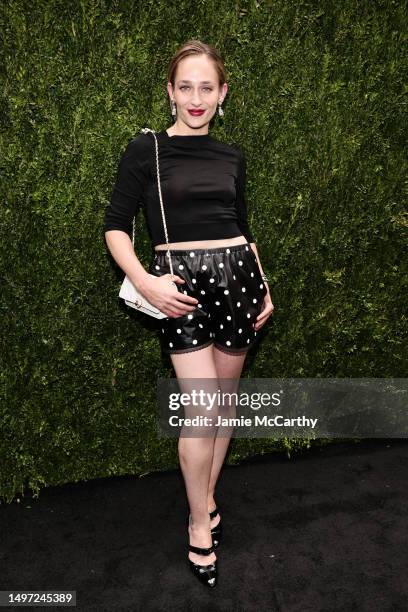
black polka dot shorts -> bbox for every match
[148,242,268,356]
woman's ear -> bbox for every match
[220,81,228,102]
[167,81,174,100]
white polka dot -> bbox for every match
[188,314,193,320]
[247,313,251,318]
[209,278,215,283]
[200,290,206,295]
[178,264,184,270]
[199,323,203,328]
[219,262,224,268]
[201,264,207,270]
[245,246,249,251]
[254,331,257,336]
[233,275,236,280]
[224,289,229,295]
[220,324,224,329]
[226,340,231,346]
[177,328,182,334]
[237,301,241,307]
[226,248,230,253]
[238,328,242,334]
[169,342,173,347]
[197,303,202,308]
[193,339,198,345]
[260,283,264,289]
[155,265,160,270]
[190,251,195,257]
[192,278,196,284]
[247,338,250,343]
[250,272,254,277]
[242,287,246,292]
[238,260,243,266]
[226,315,231,321]
[253,298,257,303]
[161,328,164,333]
[215,301,220,305]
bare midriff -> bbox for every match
[154,235,249,251]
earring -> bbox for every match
[218,101,224,117]
[171,99,177,120]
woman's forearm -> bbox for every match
[105,230,150,291]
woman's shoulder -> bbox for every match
[122,132,153,155]
[219,139,246,166]
[227,137,246,153]
[116,132,154,170]
[210,135,244,158]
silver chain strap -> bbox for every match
[130,127,174,278]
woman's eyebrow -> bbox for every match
[177,80,213,85]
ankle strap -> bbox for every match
[189,544,215,555]
[209,507,219,520]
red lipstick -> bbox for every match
[188,109,205,116]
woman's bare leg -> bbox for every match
[170,344,220,566]
[208,348,247,527]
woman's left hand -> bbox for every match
[254,286,274,331]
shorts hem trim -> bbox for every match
[163,339,214,355]
[213,342,255,355]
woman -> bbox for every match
[104,39,274,588]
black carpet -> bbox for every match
[1,439,407,611]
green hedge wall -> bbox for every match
[1,0,406,503]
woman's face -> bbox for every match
[167,54,227,132]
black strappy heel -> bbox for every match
[186,509,223,548]
[188,542,218,588]
[209,507,222,548]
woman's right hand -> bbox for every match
[140,273,199,318]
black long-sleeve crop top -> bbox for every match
[103,129,255,248]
